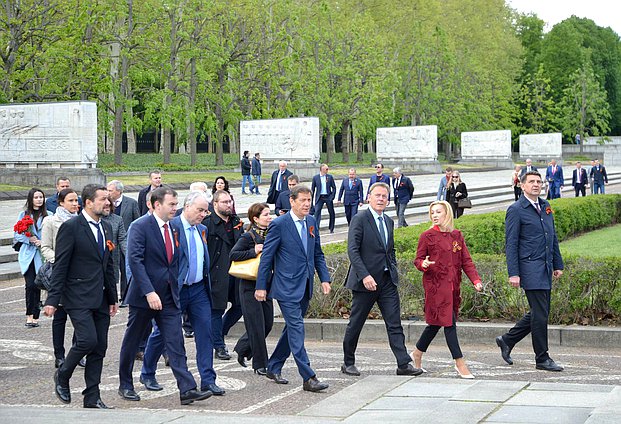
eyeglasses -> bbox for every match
[218,200,233,204]
[452,176,459,179]
[375,166,382,169]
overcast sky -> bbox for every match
[507,0,620,36]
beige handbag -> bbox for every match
[229,252,262,280]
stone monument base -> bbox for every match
[458,158,514,169]
[0,168,106,191]
[377,160,442,174]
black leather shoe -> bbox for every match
[396,363,424,376]
[254,367,267,376]
[180,389,212,405]
[214,347,231,360]
[54,370,71,404]
[164,354,170,367]
[140,376,163,391]
[202,383,225,396]
[119,302,128,308]
[266,371,288,384]
[54,358,64,369]
[341,364,361,376]
[496,336,514,365]
[118,388,141,401]
[303,376,329,392]
[78,357,86,368]
[184,330,194,338]
[237,352,247,368]
[536,358,564,372]
[84,398,114,409]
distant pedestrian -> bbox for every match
[275,174,299,216]
[511,165,522,201]
[251,153,262,194]
[46,177,82,214]
[571,162,588,197]
[544,159,563,199]
[436,167,453,201]
[211,176,237,215]
[137,170,162,216]
[311,164,337,233]
[590,159,608,194]
[519,158,537,179]
[447,171,468,219]
[241,150,254,195]
[337,168,364,225]
[267,161,292,204]
[367,163,391,202]
[392,167,414,228]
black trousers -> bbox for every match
[234,280,274,370]
[502,289,551,363]
[343,272,411,367]
[314,195,335,232]
[59,298,110,403]
[415,312,463,359]
[513,186,522,201]
[119,253,128,301]
[23,261,41,318]
[52,305,77,360]
[574,183,586,197]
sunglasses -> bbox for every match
[452,176,459,179]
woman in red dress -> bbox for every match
[412,201,482,378]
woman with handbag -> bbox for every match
[40,188,81,368]
[15,188,48,328]
[447,171,468,219]
[511,165,522,201]
[229,202,273,375]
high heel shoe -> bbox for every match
[409,350,427,373]
[254,368,267,376]
[454,365,474,379]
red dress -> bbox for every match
[414,226,481,327]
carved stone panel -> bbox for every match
[519,133,562,158]
[376,125,438,161]
[461,130,511,159]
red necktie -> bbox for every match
[163,223,173,264]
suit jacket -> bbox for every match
[505,195,564,290]
[102,213,127,284]
[338,178,364,205]
[519,166,538,179]
[125,214,181,309]
[116,196,140,231]
[267,169,293,204]
[275,189,291,215]
[393,175,414,204]
[346,209,398,291]
[367,174,391,200]
[311,173,337,203]
[251,157,262,175]
[590,165,608,184]
[137,185,161,216]
[572,168,588,186]
[170,216,211,296]
[45,213,117,309]
[545,165,564,186]
[256,213,330,302]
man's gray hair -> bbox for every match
[393,166,402,174]
[189,181,208,192]
[184,191,212,207]
[107,179,124,192]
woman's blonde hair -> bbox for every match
[451,170,462,184]
[428,201,454,231]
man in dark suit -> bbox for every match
[311,164,337,233]
[571,161,588,197]
[342,182,423,377]
[140,191,225,395]
[267,161,293,204]
[119,186,212,405]
[137,170,162,216]
[590,159,608,194]
[544,159,564,199]
[496,171,564,372]
[367,163,391,202]
[392,167,414,228]
[519,158,538,179]
[275,174,299,216]
[46,176,83,214]
[44,184,118,409]
[107,180,140,305]
[256,185,331,392]
[337,168,364,225]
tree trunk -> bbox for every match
[188,57,197,166]
[341,119,351,163]
[326,129,335,164]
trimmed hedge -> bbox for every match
[312,194,621,325]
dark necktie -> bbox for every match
[378,216,387,248]
[89,221,105,256]
[535,202,541,214]
[163,223,173,264]
[299,219,308,254]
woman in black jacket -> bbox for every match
[230,202,273,375]
[447,171,468,219]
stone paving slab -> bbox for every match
[504,390,609,408]
[527,382,616,393]
[453,380,528,402]
[485,405,593,423]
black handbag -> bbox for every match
[34,261,54,291]
[12,236,23,252]
[457,198,472,208]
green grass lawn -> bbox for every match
[560,224,621,257]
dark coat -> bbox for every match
[115,196,140,231]
[590,165,608,184]
[267,169,293,204]
[367,174,391,200]
[137,185,161,216]
[447,182,468,205]
[275,190,291,216]
[251,157,262,175]
[392,175,414,204]
[241,156,252,175]
[203,212,244,309]
[572,168,588,187]
[102,213,127,284]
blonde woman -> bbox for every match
[512,165,522,201]
[447,171,468,218]
[412,201,482,378]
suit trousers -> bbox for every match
[141,282,216,388]
[395,202,408,227]
[268,295,314,381]
[119,298,196,393]
[59,298,110,403]
[574,183,586,197]
[119,253,128,301]
[52,305,77,360]
[502,289,551,363]
[548,182,561,199]
[314,195,335,232]
[344,203,359,225]
[234,280,274,370]
[415,312,463,359]
[343,272,411,367]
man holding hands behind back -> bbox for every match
[496,171,564,372]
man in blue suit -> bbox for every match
[140,191,225,395]
[367,163,391,202]
[256,185,332,392]
[311,164,337,233]
[590,159,608,194]
[392,167,414,228]
[544,159,564,199]
[275,174,299,216]
[118,187,213,405]
[337,168,364,225]
[496,171,564,372]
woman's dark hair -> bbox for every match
[58,188,77,205]
[24,187,48,224]
[211,176,230,194]
[248,202,270,226]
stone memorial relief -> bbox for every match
[240,117,321,162]
[0,101,98,167]
[461,130,511,159]
[519,133,562,157]
[376,125,438,160]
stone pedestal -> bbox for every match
[460,130,513,168]
[0,168,105,191]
